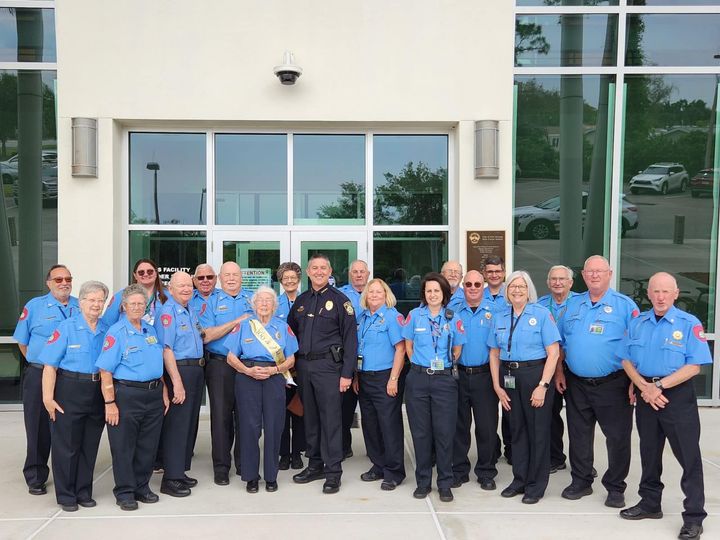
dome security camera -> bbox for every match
[273,51,302,85]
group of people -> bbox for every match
[13,253,709,540]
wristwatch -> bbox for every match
[654,379,664,390]
[538,381,550,389]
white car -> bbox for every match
[629,163,688,195]
[1,151,58,184]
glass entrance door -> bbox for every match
[291,231,368,289]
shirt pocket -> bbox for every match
[563,315,582,335]
[661,340,686,362]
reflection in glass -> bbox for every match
[694,341,713,400]
[129,133,206,225]
[626,15,720,67]
[215,134,287,225]
[628,0,720,5]
[293,135,365,225]
[0,8,56,62]
[518,1,618,5]
[222,241,280,293]
[299,241,357,289]
[0,344,22,403]
[374,135,448,225]
[129,231,206,285]
[373,231,448,315]
[515,15,618,67]
[620,75,718,333]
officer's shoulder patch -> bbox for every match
[631,309,640,318]
[103,335,116,351]
[48,329,60,344]
[287,326,295,337]
[18,306,29,321]
[456,320,465,334]
[693,324,707,342]
[344,301,354,316]
[405,313,412,325]
[231,323,240,334]
[161,314,172,327]
[397,314,406,326]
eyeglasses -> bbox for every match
[508,284,528,290]
[281,276,299,283]
[583,269,609,276]
[136,269,155,277]
[50,276,73,284]
[82,298,106,304]
[549,277,569,282]
[125,302,146,308]
[443,269,462,276]
[485,270,504,275]
[464,281,483,289]
[195,275,215,281]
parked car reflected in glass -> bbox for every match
[629,163,689,195]
[689,168,717,198]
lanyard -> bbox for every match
[507,307,524,354]
[360,313,377,340]
[428,314,442,356]
[57,304,71,320]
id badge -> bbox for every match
[504,375,516,389]
[431,357,444,371]
[589,324,604,335]
[357,355,364,370]
[145,335,158,345]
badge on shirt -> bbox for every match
[275,331,281,340]
[145,335,158,345]
[603,306,613,314]
[325,300,334,311]
[297,306,305,313]
[528,317,537,326]
[344,301,354,316]
[485,312,492,320]
[589,324,604,335]
[672,330,683,340]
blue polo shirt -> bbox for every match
[95,318,164,382]
[13,293,79,361]
[189,288,218,321]
[101,288,165,327]
[483,284,509,313]
[401,305,467,368]
[223,316,298,361]
[276,293,296,321]
[537,292,574,323]
[487,302,559,361]
[338,284,363,320]
[38,314,108,374]
[200,289,254,355]
[617,305,711,377]
[357,306,404,371]
[456,300,494,366]
[155,297,204,360]
[559,289,639,377]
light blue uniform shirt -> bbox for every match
[189,288,218,321]
[101,288,165,327]
[456,300,494,366]
[401,305,467,368]
[357,306,404,371]
[13,293,79,361]
[155,297,204,360]
[38,314,108,374]
[95,318,164,382]
[558,289,639,377]
[537,292,574,323]
[199,289,253,355]
[483,284,509,314]
[616,305,711,377]
[447,287,465,311]
[223,316,298,361]
[338,285,363,320]
[487,303,560,361]
[276,293,296,321]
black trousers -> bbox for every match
[565,370,633,494]
[501,408,511,461]
[50,375,104,505]
[503,362,553,498]
[405,368,458,489]
[452,367,499,482]
[280,385,306,458]
[342,387,358,455]
[635,380,706,526]
[22,364,51,488]
[358,369,406,483]
[551,389,566,467]
[161,364,205,480]
[235,370,286,483]
[107,384,164,502]
[206,355,241,474]
[296,355,343,480]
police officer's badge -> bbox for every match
[344,301,354,315]
[325,300,334,311]
[672,330,683,340]
[275,331,281,340]
[485,311,492,320]
[528,317,537,326]
[604,306,613,314]
[297,306,305,313]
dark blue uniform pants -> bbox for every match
[162,364,205,480]
[206,355,241,474]
[280,385,306,459]
[50,375,104,505]
[297,356,343,481]
[635,380,706,526]
[405,368,457,489]
[342,387,358,455]
[452,366,499,482]
[22,363,51,488]
[107,384,163,502]
[358,369,406,483]
[565,370,633,494]
[235,370,286,482]
[551,389,566,468]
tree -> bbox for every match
[0,73,18,159]
[375,162,447,225]
[317,181,365,219]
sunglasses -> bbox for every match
[136,269,155,277]
[51,276,73,284]
[195,275,215,281]
[464,281,483,288]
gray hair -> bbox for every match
[121,283,148,305]
[504,270,538,303]
[251,286,278,313]
[547,265,574,281]
[79,280,109,301]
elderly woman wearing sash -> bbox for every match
[225,286,298,493]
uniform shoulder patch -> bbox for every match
[397,314,406,326]
[405,313,412,325]
[631,309,640,318]
[47,329,60,344]
[456,320,465,334]
[103,335,116,351]
[19,306,29,321]
[161,314,172,327]
[287,326,295,337]
[343,301,354,316]
[231,323,240,334]
[693,324,707,342]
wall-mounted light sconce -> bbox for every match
[474,120,499,179]
[71,118,97,177]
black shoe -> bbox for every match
[134,491,159,504]
[116,499,139,511]
[60,503,79,512]
[522,495,540,504]
[550,463,567,474]
[266,481,278,492]
[438,488,454,502]
[291,455,304,470]
[77,498,96,508]
[28,484,47,496]
[279,455,291,470]
[451,476,469,488]
[413,486,431,499]
[678,524,703,540]
[246,480,259,493]
[605,491,625,508]
[619,504,663,521]
[322,479,340,494]
[479,478,496,491]
[501,485,524,498]
[160,479,191,497]
[381,480,398,491]
[561,484,593,500]
[293,467,326,484]
[180,474,197,488]
[343,448,354,460]
[361,470,383,482]
[214,472,230,486]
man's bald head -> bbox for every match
[168,271,193,305]
[647,272,679,317]
[219,261,242,296]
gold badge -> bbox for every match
[297,306,305,313]
[275,331,281,340]
[672,330,683,340]
[344,301,354,315]
[325,300,334,311]
[485,311,492,320]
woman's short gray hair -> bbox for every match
[79,280,109,302]
[251,286,278,313]
[121,283,148,305]
[504,270,538,303]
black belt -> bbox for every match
[502,359,545,370]
[58,368,100,382]
[572,369,626,386]
[643,376,665,384]
[176,358,206,367]
[458,364,490,374]
[27,362,44,370]
[208,353,226,361]
[241,360,276,368]
[298,352,332,361]
[410,363,453,376]
[114,378,162,390]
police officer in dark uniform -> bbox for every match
[618,272,710,540]
[288,254,358,494]
[96,284,169,511]
[155,271,205,497]
[13,264,79,496]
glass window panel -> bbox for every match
[629,1,720,5]
[695,341,713,400]
[620,75,718,332]
[129,133,206,225]
[626,15,720,67]
[514,75,616,294]
[518,1,618,5]
[373,135,448,225]
[293,134,365,225]
[373,231,448,316]
[1,70,57,335]
[515,15,618,67]
[0,8,56,62]
[215,134,287,225]
[129,231,206,285]
[0,344,22,403]
[222,240,281,293]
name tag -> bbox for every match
[431,357,444,371]
[217,305,229,312]
[504,375,516,389]
[179,324,189,331]
[68,344,81,349]
[145,336,158,345]
[589,324,604,335]
[414,327,427,332]
[668,340,683,347]
[243,338,254,343]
